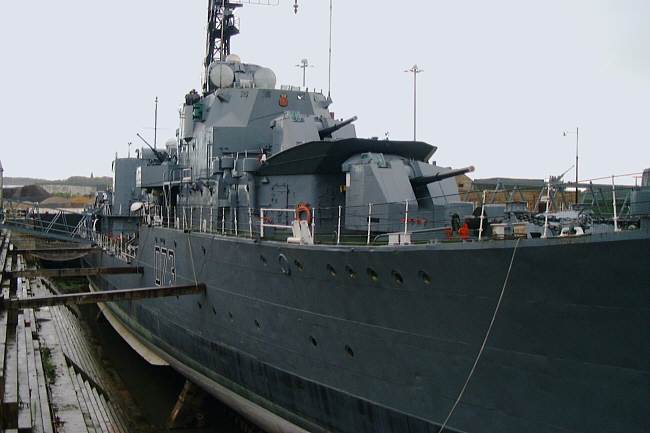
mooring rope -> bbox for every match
[186,234,199,288]
[437,238,521,433]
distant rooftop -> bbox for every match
[473,177,545,188]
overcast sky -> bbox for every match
[1,0,648,184]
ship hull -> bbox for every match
[88,226,650,433]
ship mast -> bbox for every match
[203,0,287,93]
[204,0,242,92]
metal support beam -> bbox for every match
[14,246,97,255]
[7,266,143,279]
[3,283,206,310]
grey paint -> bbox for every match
[88,226,650,433]
[112,158,143,216]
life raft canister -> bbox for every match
[295,202,312,225]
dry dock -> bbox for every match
[0,229,131,433]
[0,228,264,433]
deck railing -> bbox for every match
[2,172,647,248]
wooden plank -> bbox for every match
[0,309,7,384]
[19,272,28,300]
[25,308,34,331]
[51,307,104,389]
[5,283,206,310]
[6,253,19,298]
[32,340,55,433]
[99,394,127,433]
[67,367,98,433]
[3,320,19,427]
[34,308,90,433]
[65,312,106,388]
[0,246,8,286]
[48,308,78,370]
[63,355,105,399]
[91,386,116,433]
[5,254,13,273]
[7,267,143,279]
[82,378,109,433]
[24,310,44,433]
[0,232,11,268]
[5,254,15,295]
[17,314,33,432]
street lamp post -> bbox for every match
[0,160,4,215]
[405,65,423,141]
[154,96,159,149]
[563,127,580,205]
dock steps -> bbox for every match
[31,278,131,433]
[0,232,134,433]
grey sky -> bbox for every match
[1,0,648,184]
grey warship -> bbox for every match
[82,2,649,432]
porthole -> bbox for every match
[260,254,268,266]
[419,271,432,285]
[345,265,357,279]
[201,246,206,255]
[366,268,379,283]
[228,312,234,321]
[212,307,217,315]
[392,270,404,285]
[197,302,203,309]
[294,259,304,271]
[254,319,261,329]
[345,345,355,357]
[326,264,337,277]
[310,336,318,347]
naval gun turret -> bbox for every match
[319,116,358,140]
[410,166,475,187]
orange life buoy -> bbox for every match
[458,223,470,240]
[295,202,312,225]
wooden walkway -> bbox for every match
[0,230,132,433]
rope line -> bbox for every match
[436,238,521,433]
[187,233,199,287]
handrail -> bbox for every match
[260,208,298,239]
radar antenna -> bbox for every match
[203,0,282,93]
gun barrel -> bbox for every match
[318,116,358,139]
[411,165,475,187]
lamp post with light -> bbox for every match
[563,127,580,205]
[405,65,423,141]
[296,58,314,88]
